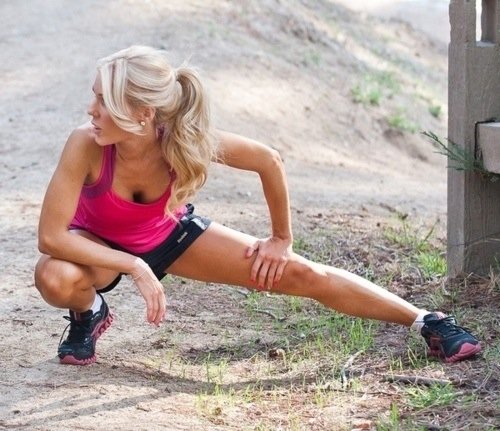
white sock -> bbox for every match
[410,309,430,333]
[90,293,103,314]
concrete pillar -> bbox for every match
[448,0,500,275]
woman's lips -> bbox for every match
[92,123,102,135]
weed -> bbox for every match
[351,71,400,106]
[416,250,446,280]
[303,49,321,66]
[293,236,310,254]
[493,255,500,273]
[405,384,461,409]
[388,353,404,373]
[428,104,441,118]
[361,262,377,283]
[383,216,435,254]
[204,354,228,385]
[244,290,273,320]
[351,83,383,106]
[284,295,303,313]
[405,343,426,369]
[195,385,236,424]
[376,403,402,431]
[387,110,417,133]
[290,313,375,356]
[427,283,460,310]
[488,258,500,292]
[377,70,401,93]
[312,385,332,407]
[423,130,500,181]
[382,216,448,284]
[482,341,500,364]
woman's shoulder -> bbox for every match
[62,122,103,159]
[58,123,103,174]
[67,122,98,149]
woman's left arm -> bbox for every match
[215,130,293,289]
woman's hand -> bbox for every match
[130,260,166,326]
[245,236,293,290]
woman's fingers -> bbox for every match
[150,285,166,326]
[257,259,271,288]
[246,240,260,258]
[254,256,285,289]
[148,293,160,324]
[249,237,292,288]
[157,290,166,325]
[266,262,279,290]
[135,275,166,326]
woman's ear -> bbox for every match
[144,106,156,121]
[137,106,156,123]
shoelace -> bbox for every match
[428,316,469,337]
[58,315,92,346]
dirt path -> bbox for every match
[0,1,450,429]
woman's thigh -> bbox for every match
[166,222,316,294]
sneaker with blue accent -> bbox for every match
[421,313,481,363]
[58,294,114,365]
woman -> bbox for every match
[34,45,481,366]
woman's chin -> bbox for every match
[92,133,112,146]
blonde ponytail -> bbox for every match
[161,67,216,215]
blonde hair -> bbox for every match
[97,45,216,215]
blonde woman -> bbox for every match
[34,46,481,365]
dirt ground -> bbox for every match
[1,0,480,430]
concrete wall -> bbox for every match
[448,0,500,275]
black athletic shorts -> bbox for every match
[99,204,211,293]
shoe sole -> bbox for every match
[59,311,114,366]
[429,342,482,363]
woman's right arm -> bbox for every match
[39,127,165,324]
[38,127,145,277]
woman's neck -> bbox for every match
[114,133,161,163]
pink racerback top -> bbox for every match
[70,145,186,253]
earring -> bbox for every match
[140,120,146,127]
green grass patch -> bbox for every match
[351,71,400,106]
[302,49,322,67]
[405,384,465,409]
[416,250,447,279]
[383,216,446,281]
[376,403,403,431]
[387,110,417,133]
[383,216,436,253]
[428,104,442,118]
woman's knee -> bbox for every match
[34,257,91,303]
[276,257,322,295]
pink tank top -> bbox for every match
[70,145,186,253]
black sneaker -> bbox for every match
[58,294,114,365]
[421,313,481,363]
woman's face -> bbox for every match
[87,73,135,146]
